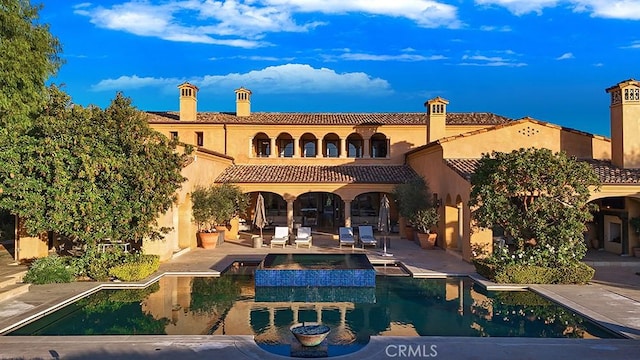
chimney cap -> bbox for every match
[424,96,449,107]
[235,86,252,94]
[178,82,199,91]
[605,78,638,93]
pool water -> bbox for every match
[7,275,622,357]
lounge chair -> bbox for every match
[339,227,355,249]
[358,225,377,248]
[294,227,313,248]
[270,226,289,248]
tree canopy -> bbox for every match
[0,87,189,246]
[0,0,62,132]
[469,148,600,266]
[0,2,188,247]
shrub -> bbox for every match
[555,262,594,284]
[86,247,131,281]
[109,255,160,282]
[23,255,75,284]
[489,263,595,284]
[494,265,556,284]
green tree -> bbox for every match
[392,176,432,223]
[0,0,62,132]
[469,148,600,267]
[0,87,188,247]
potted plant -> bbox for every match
[392,176,432,241]
[192,183,249,248]
[413,208,439,249]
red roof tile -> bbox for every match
[215,165,418,184]
[444,158,640,185]
[147,111,511,126]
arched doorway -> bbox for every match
[295,192,343,230]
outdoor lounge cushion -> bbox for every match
[339,227,355,249]
[270,226,289,248]
[294,227,313,248]
[358,226,377,248]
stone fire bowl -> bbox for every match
[290,322,331,347]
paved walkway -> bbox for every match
[0,234,638,359]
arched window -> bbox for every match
[323,133,340,158]
[347,134,363,158]
[370,133,388,158]
[300,133,317,158]
[277,133,294,157]
[253,133,270,157]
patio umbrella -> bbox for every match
[254,193,267,239]
[378,194,392,256]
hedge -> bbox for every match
[473,259,594,284]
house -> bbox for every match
[140,79,640,261]
[21,79,639,262]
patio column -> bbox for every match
[340,137,347,158]
[457,203,464,250]
[249,137,254,158]
[287,199,294,231]
[363,138,370,158]
[344,200,352,227]
[293,137,300,158]
[269,138,276,158]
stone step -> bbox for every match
[0,270,27,289]
[0,283,30,303]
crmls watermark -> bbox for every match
[385,344,438,358]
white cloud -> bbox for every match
[460,53,527,66]
[621,40,640,48]
[264,0,462,28]
[92,75,180,91]
[92,64,392,94]
[573,0,640,20]
[479,25,512,31]
[340,53,447,61]
[74,0,462,48]
[475,0,559,15]
[556,52,574,60]
[476,0,640,19]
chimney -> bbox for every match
[235,87,252,117]
[425,96,448,143]
[606,79,640,168]
[178,82,198,121]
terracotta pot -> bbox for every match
[198,232,219,249]
[417,232,437,249]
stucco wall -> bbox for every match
[144,148,234,261]
[441,121,611,160]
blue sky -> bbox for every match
[40,1,640,137]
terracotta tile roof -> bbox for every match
[147,111,511,126]
[215,165,419,184]
[406,117,609,157]
[584,159,640,184]
[444,158,640,185]
[443,159,478,182]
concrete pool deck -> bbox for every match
[0,234,639,359]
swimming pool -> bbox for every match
[6,274,621,357]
